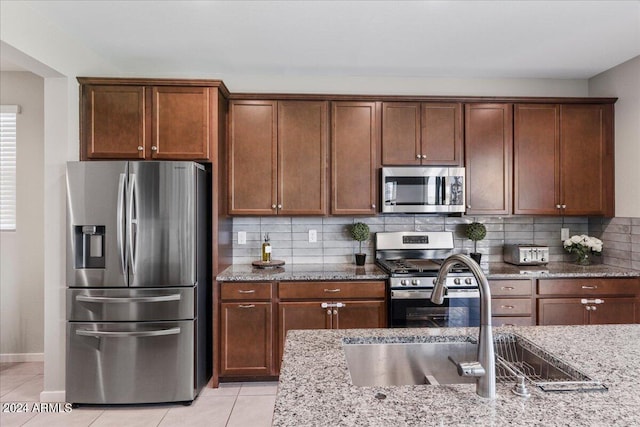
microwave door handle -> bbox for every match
[443,176,451,205]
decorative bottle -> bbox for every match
[261,233,272,262]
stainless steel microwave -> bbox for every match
[381,167,466,214]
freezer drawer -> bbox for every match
[67,287,195,322]
[66,321,196,404]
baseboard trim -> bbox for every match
[0,353,45,363]
[40,390,66,403]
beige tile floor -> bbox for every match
[0,362,278,427]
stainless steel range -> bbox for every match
[375,231,480,328]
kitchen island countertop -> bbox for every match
[273,324,640,426]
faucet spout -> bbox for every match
[431,254,496,399]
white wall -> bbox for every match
[0,71,44,360]
[589,56,640,218]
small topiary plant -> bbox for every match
[465,221,487,254]
[349,222,370,254]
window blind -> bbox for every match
[0,105,19,231]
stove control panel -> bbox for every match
[390,275,477,289]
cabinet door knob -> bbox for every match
[277,204,282,209]
[556,204,561,209]
[371,204,376,209]
[421,155,427,159]
[151,146,157,151]
[467,205,471,209]
[561,204,567,209]
[137,146,143,151]
[416,154,421,159]
[271,204,276,209]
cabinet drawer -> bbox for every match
[220,282,273,301]
[492,298,531,316]
[492,316,533,327]
[538,278,640,296]
[278,281,386,300]
[489,280,532,297]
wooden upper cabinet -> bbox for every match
[151,86,211,160]
[560,104,614,216]
[464,104,513,215]
[514,103,614,216]
[278,101,328,215]
[421,103,462,165]
[82,85,148,159]
[331,101,378,215]
[381,102,461,166]
[80,79,225,161]
[228,100,328,215]
[228,100,278,215]
[514,104,559,215]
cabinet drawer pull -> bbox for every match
[501,286,515,291]
[238,304,255,309]
[324,288,341,293]
[500,305,515,310]
[581,298,604,305]
[581,285,598,289]
[237,289,256,294]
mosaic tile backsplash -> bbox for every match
[228,215,640,266]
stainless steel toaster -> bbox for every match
[503,244,549,266]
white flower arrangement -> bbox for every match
[563,235,603,264]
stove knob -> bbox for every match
[400,279,408,286]
[465,278,473,285]
[411,279,420,286]
[453,278,461,285]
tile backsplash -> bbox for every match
[231,215,595,265]
[589,217,640,270]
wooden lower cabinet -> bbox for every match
[220,302,273,376]
[490,279,534,326]
[537,297,636,325]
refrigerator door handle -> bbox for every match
[117,173,127,280]
[127,173,138,275]
[76,294,182,304]
[76,327,181,338]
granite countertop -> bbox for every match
[216,261,639,282]
[216,263,388,282]
[273,324,640,426]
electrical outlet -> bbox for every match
[308,229,317,243]
[561,228,570,241]
[238,231,246,245]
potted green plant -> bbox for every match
[349,222,370,266]
[465,221,486,264]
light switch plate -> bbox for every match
[561,228,570,241]
[309,229,317,243]
[238,231,246,245]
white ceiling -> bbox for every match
[8,0,640,79]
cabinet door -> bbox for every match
[220,302,273,376]
[513,104,560,214]
[331,102,378,215]
[381,102,421,165]
[464,104,513,215]
[560,104,614,216]
[229,101,278,215]
[537,298,588,326]
[278,101,328,215]
[278,302,331,369]
[82,85,147,159]
[334,301,386,329]
[151,87,211,160]
[588,298,636,324]
[421,103,462,166]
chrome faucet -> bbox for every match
[431,254,496,399]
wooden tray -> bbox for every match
[251,260,285,269]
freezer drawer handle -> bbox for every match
[75,294,182,303]
[76,327,181,338]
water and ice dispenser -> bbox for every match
[74,225,106,269]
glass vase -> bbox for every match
[575,253,591,266]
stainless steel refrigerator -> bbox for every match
[65,161,209,405]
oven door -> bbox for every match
[389,288,480,328]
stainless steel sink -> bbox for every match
[343,334,607,392]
